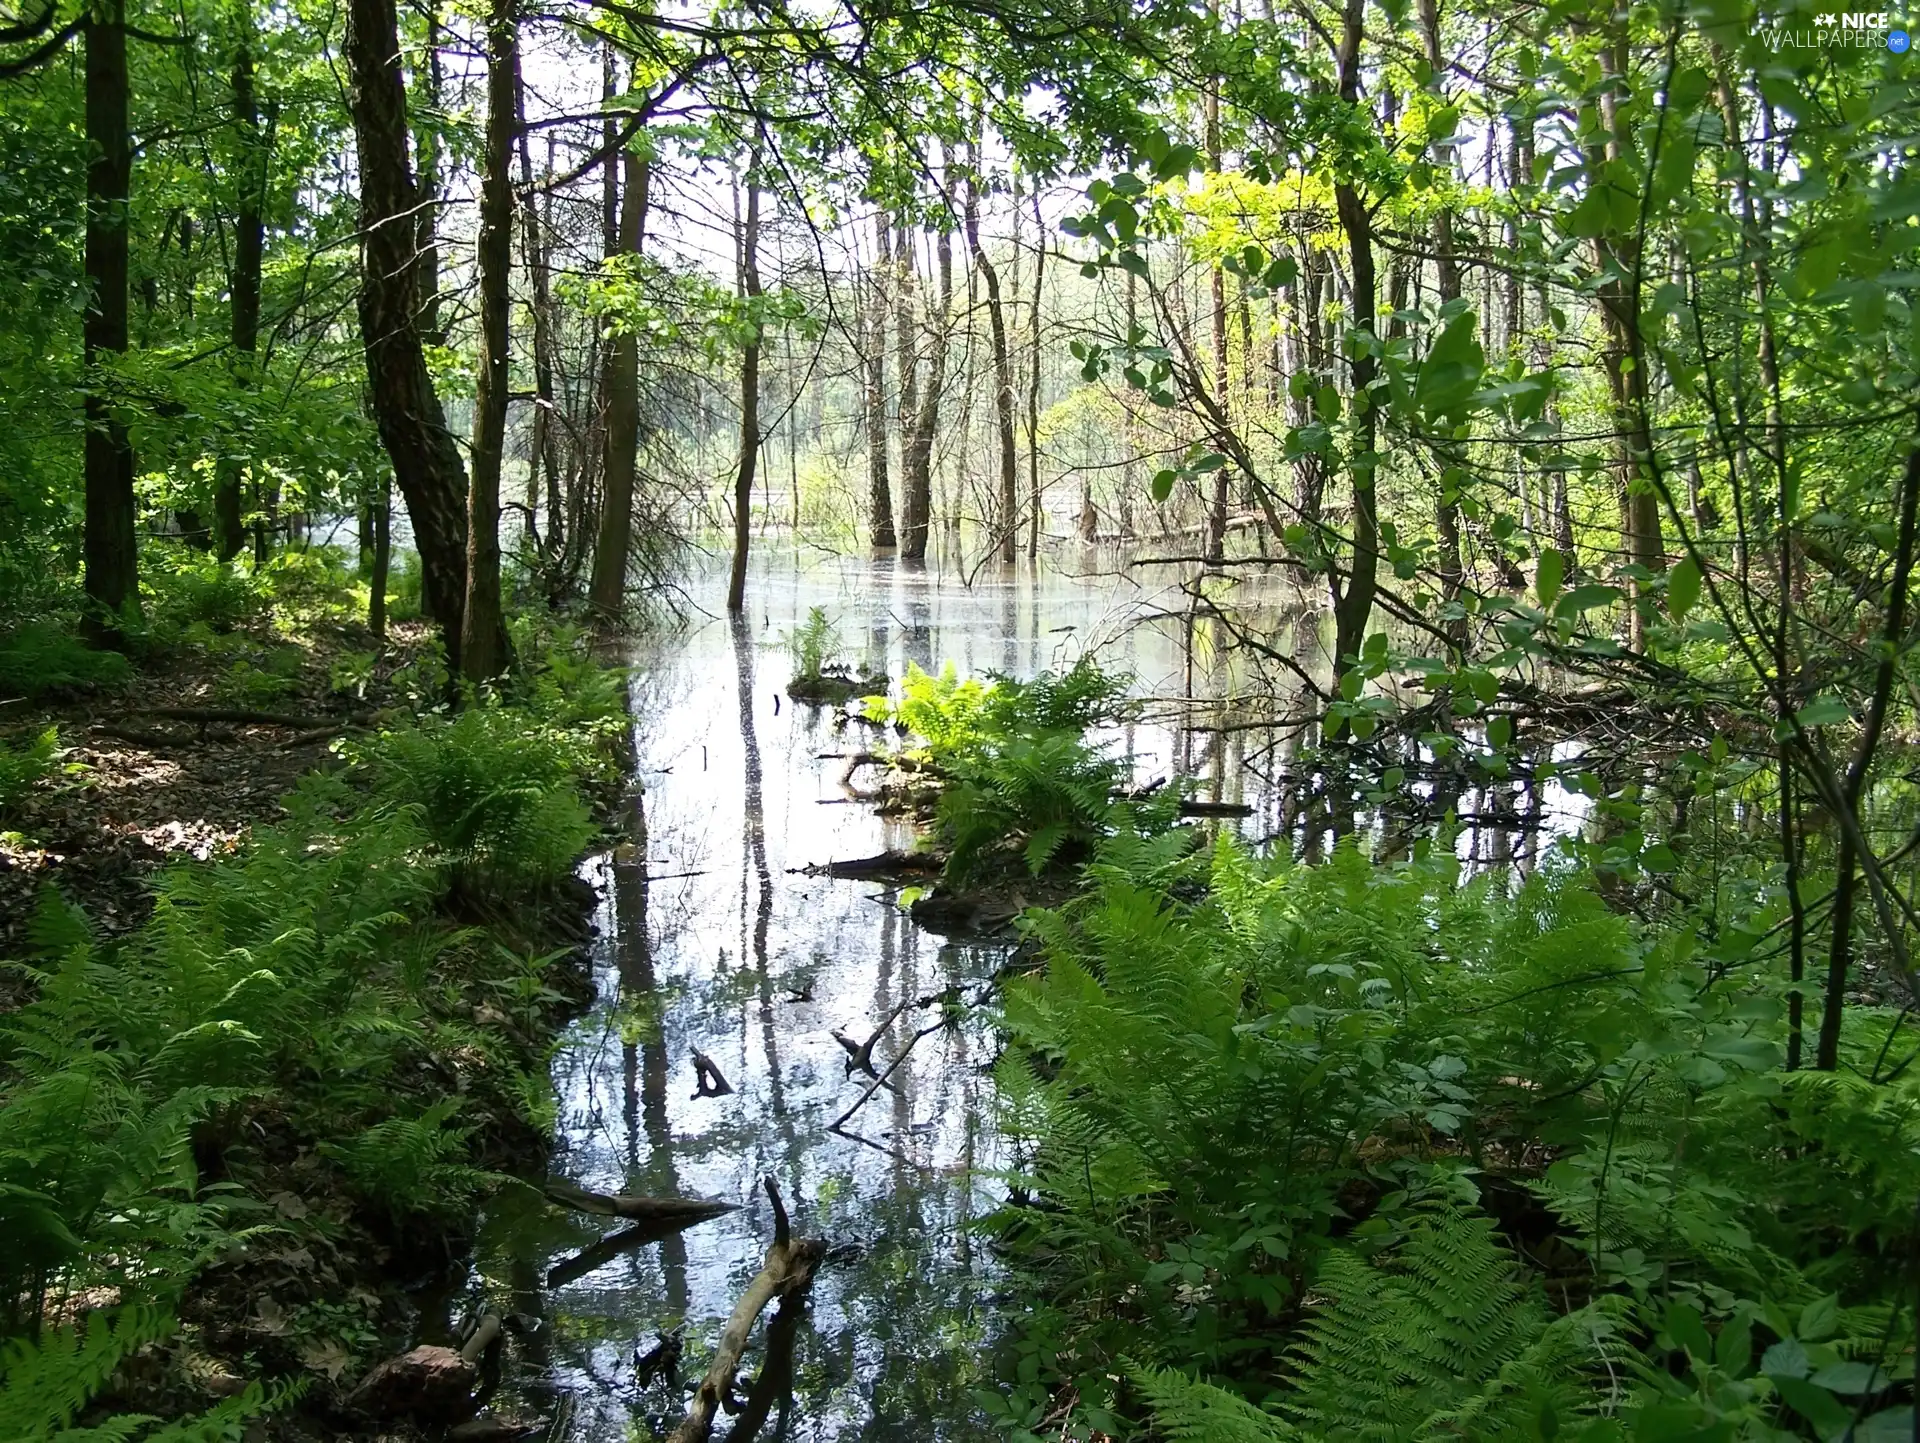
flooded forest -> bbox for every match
[2,0,1919,1438]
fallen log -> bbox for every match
[1177,799,1254,819]
[664,1180,824,1443]
[803,850,941,880]
[547,1216,725,1288]
[136,705,363,728]
[541,1179,739,1224]
[692,1050,734,1098]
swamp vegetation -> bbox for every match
[0,0,1918,1433]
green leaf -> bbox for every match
[1808,1361,1888,1395]
[1666,555,1701,621]
[1794,696,1850,728]
[1771,1375,1851,1433]
[1150,469,1177,503]
[1487,715,1512,749]
[1535,548,1564,608]
[1798,1294,1840,1342]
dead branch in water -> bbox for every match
[692,1050,734,1097]
[663,1179,825,1443]
[828,1020,945,1131]
[541,1179,739,1224]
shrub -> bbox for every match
[0,726,58,817]
[349,705,596,890]
[878,660,1141,876]
[0,623,131,702]
[142,552,266,633]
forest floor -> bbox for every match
[0,614,620,1440]
[0,620,427,965]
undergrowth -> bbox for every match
[983,826,1920,1441]
[870,660,1155,878]
[0,619,626,1437]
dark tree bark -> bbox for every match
[901,178,952,563]
[461,0,516,681]
[865,216,896,549]
[962,143,1018,564]
[344,0,470,670]
[1329,0,1378,680]
[516,88,561,548]
[216,11,265,563]
[1594,29,1662,647]
[891,219,922,557]
[1419,0,1465,651]
[588,147,649,620]
[369,473,392,639]
[83,0,138,642]
[726,166,762,613]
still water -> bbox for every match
[450,546,1576,1440]
[457,549,1278,1442]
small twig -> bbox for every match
[828,1021,944,1131]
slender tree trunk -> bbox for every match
[727,164,762,613]
[344,0,471,670]
[588,146,649,620]
[216,12,264,563]
[369,473,392,638]
[1330,0,1378,679]
[963,142,1018,564]
[865,216,896,549]
[1420,0,1466,651]
[517,86,560,548]
[1204,78,1231,567]
[1032,196,1059,549]
[1594,30,1662,646]
[461,0,516,682]
[892,220,922,556]
[82,0,137,642]
[414,2,443,344]
[902,180,952,563]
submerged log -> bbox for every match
[1176,799,1254,818]
[803,850,941,880]
[663,1180,824,1443]
[542,1179,739,1224]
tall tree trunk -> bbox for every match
[1420,0,1465,651]
[727,165,762,612]
[902,181,953,563]
[1032,196,1058,549]
[414,1,443,343]
[369,473,392,639]
[216,11,263,563]
[1594,29,1662,647]
[344,0,470,670]
[588,146,649,619]
[892,220,922,556]
[865,217,896,549]
[82,0,137,642]
[1330,0,1378,680]
[963,142,1018,564]
[517,93,560,548]
[461,0,516,682]
[1204,76,1231,567]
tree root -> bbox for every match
[663,1179,824,1443]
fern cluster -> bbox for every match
[0,677,616,1429]
[988,824,1920,1440]
[875,659,1145,878]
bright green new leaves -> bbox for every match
[1411,304,1486,424]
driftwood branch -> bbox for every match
[541,1179,739,1223]
[828,1021,944,1131]
[663,1179,824,1443]
[802,850,941,880]
[692,1050,734,1097]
